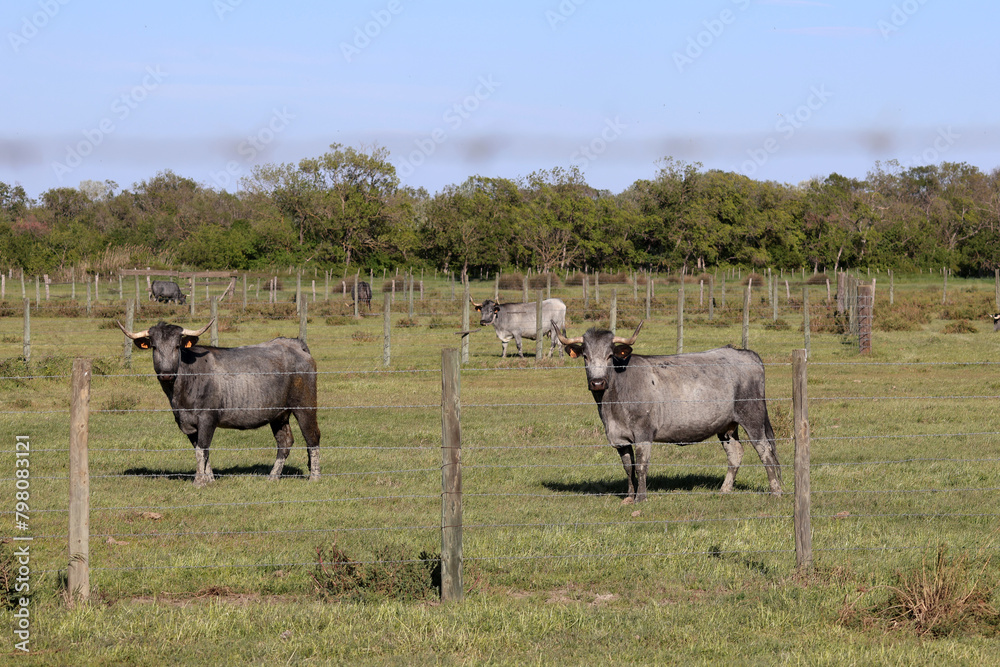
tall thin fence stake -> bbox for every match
[792,349,812,573]
[69,358,92,604]
[383,295,391,367]
[440,348,463,602]
[22,299,30,363]
[535,290,544,361]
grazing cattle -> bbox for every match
[150,280,187,305]
[117,320,320,487]
[351,281,372,312]
[471,297,567,358]
[991,314,1000,331]
[559,322,781,503]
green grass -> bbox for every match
[2,272,1000,664]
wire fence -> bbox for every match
[3,345,1000,604]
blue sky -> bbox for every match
[2,0,997,199]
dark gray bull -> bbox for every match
[351,281,372,312]
[559,322,781,503]
[472,297,567,358]
[117,320,320,487]
[150,280,187,305]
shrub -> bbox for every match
[942,320,979,334]
[312,543,440,602]
[350,330,377,343]
[839,545,999,637]
[496,272,525,291]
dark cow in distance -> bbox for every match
[351,281,372,312]
[117,320,320,487]
[472,297,567,358]
[559,322,781,503]
[150,280,187,305]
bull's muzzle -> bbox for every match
[588,378,607,391]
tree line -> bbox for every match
[2,143,999,278]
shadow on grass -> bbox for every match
[543,472,740,497]
[121,463,307,481]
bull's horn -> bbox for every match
[469,296,481,308]
[116,321,149,340]
[181,320,214,337]
[557,330,583,346]
[612,320,644,345]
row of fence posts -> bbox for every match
[64,346,813,605]
[17,270,874,366]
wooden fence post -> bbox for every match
[742,280,752,349]
[645,278,651,320]
[440,348,463,602]
[210,297,219,347]
[609,288,617,336]
[676,287,684,354]
[408,272,415,319]
[123,300,134,366]
[299,299,308,345]
[858,283,873,355]
[383,295,391,367]
[189,276,195,316]
[461,276,470,364]
[69,358,92,603]
[353,274,360,319]
[22,299,30,363]
[535,290,544,361]
[792,349,812,573]
[802,287,810,358]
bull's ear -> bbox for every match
[566,344,583,359]
[133,338,151,350]
[493,305,500,314]
[474,305,482,312]
[181,336,199,348]
[613,344,632,360]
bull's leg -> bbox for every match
[190,424,216,488]
[718,428,744,493]
[500,339,509,358]
[294,409,322,482]
[744,423,783,497]
[514,333,524,357]
[616,444,637,504]
[269,420,293,481]
[633,442,652,503]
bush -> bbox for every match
[312,543,440,602]
[942,319,979,334]
[839,545,999,637]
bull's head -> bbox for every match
[117,320,213,383]
[471,297,501,325]
[558,321,644,392]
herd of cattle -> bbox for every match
[124,280,783,501]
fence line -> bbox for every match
[4,343,1000,603]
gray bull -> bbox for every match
[150,280,187,304]
[117,320,320,487]
[559,322,781,503]
[472,297,567,357]
[991,314,1000,331]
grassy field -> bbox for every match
[1,270,999,664]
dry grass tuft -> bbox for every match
[839,544,999,637]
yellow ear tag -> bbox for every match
[139,341,150,349]
[184,340,194,348]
